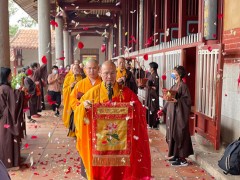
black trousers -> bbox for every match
[48,91,61,111]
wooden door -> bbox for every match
[194,44,223,150]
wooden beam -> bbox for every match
[68,17,113,25]
[61,3,121,11]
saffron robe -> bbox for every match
[69,76,102,136]
[62,74,82,131]
[163,81,194,158]
[0,84,24,168]
[76,82,151,180]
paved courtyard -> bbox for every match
[9,109,214,180]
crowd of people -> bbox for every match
[0,57,193,179]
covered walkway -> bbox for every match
[9,109,214,180]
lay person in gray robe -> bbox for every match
[24,69,38,122]
[0,67,24,169]
[30,62,47,113]
[145,62,160,128]
[161,65,194,166]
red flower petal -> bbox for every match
[4,124,10,129]
[42,56,47,64]
[83,27,89,30]
[143,54,148,61]
[207,46,212,52]
[24,143,29,148]
[34,172,39,175]
[101,44,106,52]
[161,74,167,80]
[78,42,84,49]
[26,69,33,76]
[212,34,217,38]
[58,57,65,61]
[31,135,38,139]
[217,14,223,19]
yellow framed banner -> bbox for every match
[90,102,133,166]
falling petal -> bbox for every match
[116,1,121,6]
[31,135,38,139]
[106,12,111,16]
[4,124,10,129]
[130,10,136,14]
[30,156,34,166]
[133,135,139,140]
[125,32,128,36]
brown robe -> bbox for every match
[145,71,160,128]
[24,77,38,116]
[31,64,47,111]
[0,84,24,168]
[163,81,194,158]
[125,69,138,94]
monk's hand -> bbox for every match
[117,78,123,83]
[83,100,92,109]
[71,82,76,88]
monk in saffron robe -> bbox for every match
[62,64,82,136]
[0,67,24,169]
[62,61,79,104]
[116,57,138,94]
[75,61,151,180]
[70,59,102,137]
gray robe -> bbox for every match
[145,71,160,128]
[163,81,194,158]
[0,84,24,168]
[32,64,47,111]
[24,77,38,116]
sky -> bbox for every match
[9,1,36,27]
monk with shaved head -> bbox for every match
[62,63,83,136]
[75,60,151,179]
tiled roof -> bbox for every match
[10,29,55,49]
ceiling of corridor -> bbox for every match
[13,0,121,36]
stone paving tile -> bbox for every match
[9,110,215,180]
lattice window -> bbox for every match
[165,50,182,89]
[196,49,219,118]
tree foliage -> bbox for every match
[9,0,37,37]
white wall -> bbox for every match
[221,61,240,143]
[73,36,106,65]
[21,48,56,68]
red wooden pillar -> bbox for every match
[154,0,160,45]
[131,0,137,51]
[164,0,171,42]
[144,0,151,46]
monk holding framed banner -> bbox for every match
[75,61,151,180]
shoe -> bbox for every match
[57,110,60,115]
[27,119,37,123]
[171,159,188,166]
[168,156,178,162]
[7,166,20,171]
[54,113,59,117]
[32,114,41,118]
